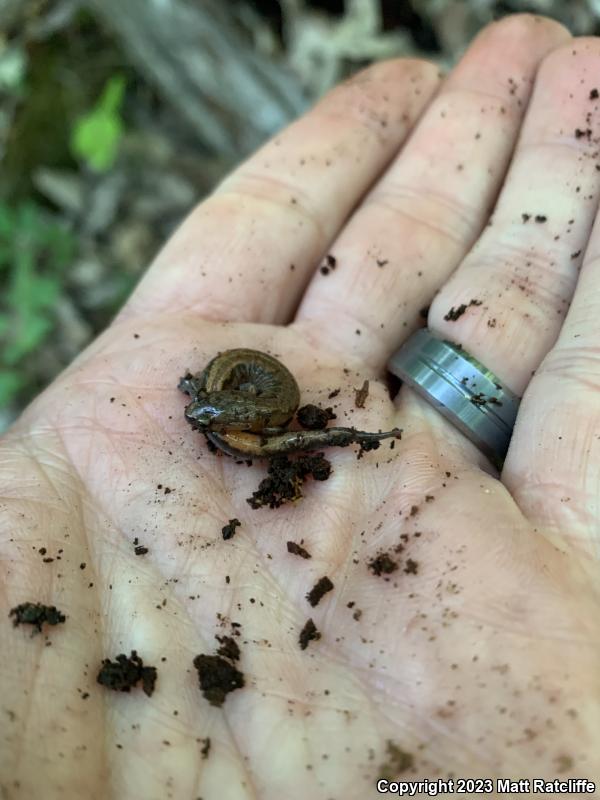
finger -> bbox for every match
[406,38,600,532]
[293,14,570,366]
[121,59,440,324]
[417,38,600,483]
[427,39,600,396]
[500,44,600,555]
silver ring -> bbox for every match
[387,328,520,467]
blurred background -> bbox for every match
[1,0,599,430]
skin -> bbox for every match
[180,347,401,457]
[2,14,600,799]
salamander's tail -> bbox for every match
[207,427,402,458]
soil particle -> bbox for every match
[134,545,148,555]
[535,215,547,223]
[357,438,382,459]
[215,635,241,662]
[306,576,334,607]
[97,651,157,697]
[591,88,599,100]
[444,298,482,321]
[299,618,321,650]
[200,738,211,759]
[9,602,66,633]
[246,453,331,509]
[193,654,245,707]
[287,541,312,559]
[221,518,241,540]
[470,392,502,408]
[354,380,370,408]
[297,404,336,430]
[379,740,415,780]
[555,754,574,772]
[404,559,419,575]
[320,254,337,275]
[368,553,398,576]
[328,388,340,399]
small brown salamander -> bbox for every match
[179,348,401,458]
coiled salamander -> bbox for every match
[179,348,401,458]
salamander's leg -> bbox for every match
[178,372,205,397]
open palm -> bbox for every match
[2,15,600,799]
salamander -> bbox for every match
[179,348,401,458]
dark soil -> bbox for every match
[354,380,369,408]
[297,404,336,430]
[319,253,337,275]
[287,540,312,559]
[306,576,334,607]
[97,651,157,696]
[215,635,241,662]
[404,558,419,575]
[368,553,399,576]
[299,618,321,650]
[357,438,382,459]
[443,298,482,321]
[193,654,245,707]
[9,601,66,633]
[246,453,332,509]
[221,518,241,540]
[379,740,415,779]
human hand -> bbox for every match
[2,14,599,798]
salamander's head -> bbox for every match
[185,401,219,430]
[185,400,226,430]
[184,391,264,431]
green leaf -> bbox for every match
[70,74,126,172]
[0,370,24,407]
[0,203,14,239]
[4,315,53,365]
[0,200,75,373]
